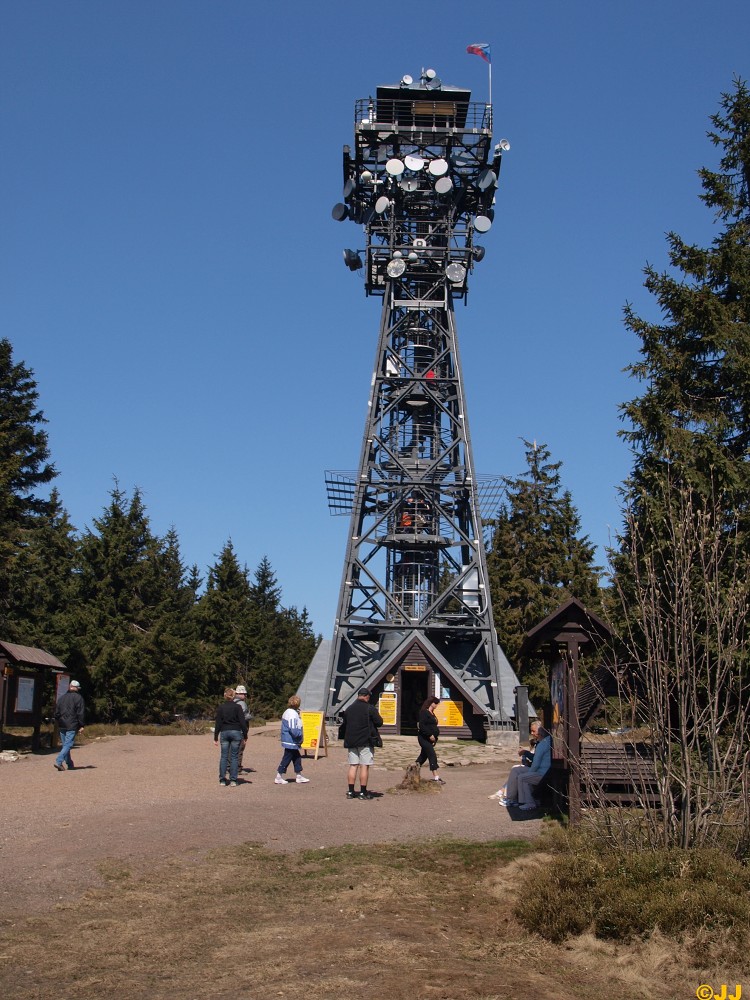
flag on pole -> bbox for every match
[466,42,491,64]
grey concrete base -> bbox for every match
[486,731,521,749]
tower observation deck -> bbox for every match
[301,68,521,739]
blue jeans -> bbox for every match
[219,730,243,782]
[56,729,77,768]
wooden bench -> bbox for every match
[579,740,661,807]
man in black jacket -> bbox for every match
[341,687,383,800]
[54,680,85,771]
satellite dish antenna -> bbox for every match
[401,74,413,86]
[495,139,511,152]
[332,203,349,221]
[445,263,466,283]
[386,258,406,278]
[386,158,405,176]
[400,176,419,192]
[435,176,453,194]
[413,238,426,248]
[477,168,497,192]
[343,178,356,199]
[404,154,424,172]
[375,195,390,214]
[428,158,448,177]
[473,215,492,233]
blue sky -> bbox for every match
[2,1,747,636]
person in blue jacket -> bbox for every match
[500,722,552,809]
[275,695,310,785]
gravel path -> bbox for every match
[1,727,542,918]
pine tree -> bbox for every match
[76,485,193,720]
[487,440,601,700]
[246,556,286,714]
[0,339,57,633]
[613,81,750,804]
[4,488,78,653]
[620,78,750,529]
[193,540,253,697]
[138,527,205,719]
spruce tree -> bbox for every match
[620,78,750,530]
[193,540,253,697]
[613,81,750,796]
[4,488,78,653]
[487,440,601,700]
[138,527,204,719]
[0,339,57,633]
[76,485,192,720]
[246,556,285,713]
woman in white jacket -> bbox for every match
[275,695,310,785]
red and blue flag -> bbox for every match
[466,42,491,64]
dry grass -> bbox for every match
[1,837,744,1000]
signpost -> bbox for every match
[300,711,328,759]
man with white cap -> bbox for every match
[54,680,85,771]
[233,685,252,774]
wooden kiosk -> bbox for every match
[519,598,615,824]
[0,641,68,752]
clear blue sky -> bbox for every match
[2,1,747,636]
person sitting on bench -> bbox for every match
[491,722,551,809]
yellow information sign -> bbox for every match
[378,692,397,725]
[300,711,328,759]
[434,699,464,728]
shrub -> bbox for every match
[516,838,750,945]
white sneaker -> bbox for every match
[488,790,504,800]
[295,774,310,783]
[274,774,287,784]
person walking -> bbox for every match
[234,685,252,773]
[340,687,383,800]
[213,688,249,787]
[415,696,444,783]
[53,680,85,771]
[275,695,310,785]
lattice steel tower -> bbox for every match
[321,69,518,738]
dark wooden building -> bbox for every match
[0,641,68,751]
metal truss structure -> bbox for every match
[323,69,517,735]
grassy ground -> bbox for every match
[2,834,746,1000]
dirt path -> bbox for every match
[1,727,538,918]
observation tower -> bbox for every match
[302,68,521,739]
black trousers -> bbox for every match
[416,734,438,771]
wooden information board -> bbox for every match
[300,711,328,759]
[378,692,397,725]
[434,699,465,728]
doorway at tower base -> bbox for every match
[376,665,481,739]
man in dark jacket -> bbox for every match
[341,687,383,800]
[54,680,85,771]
